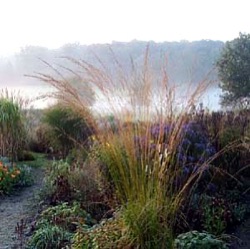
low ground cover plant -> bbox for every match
[72,215,128,249]
[175,230,228,249]
[42,159,104,211]
[27,201,95,249]
[27,222,72,249]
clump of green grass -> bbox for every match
[42,103,94,158]
[0,93,27,161]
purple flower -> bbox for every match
[183,166,190,175]
[188,156,195,162]
[195,143,206,150]
[207,183,217,193]
[177,152,187,162]
[182,138,192,147]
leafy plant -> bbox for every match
[231,203,247,223]
[17,150,36,161]
[28,202,95,249]
[72,215,129,249]
[15,164,34,187]
[43,160,73,204]
[39,202,95,232]
[216,32,250,108]
[175,230,228,249]
[201,195,232,235]
[27,222,72,249]
[43,159,104,210]
[0,158,33,194]
[43,104,93,158]
[0,160,21,194]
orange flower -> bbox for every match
[11,174,15,178]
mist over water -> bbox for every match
[0,83,222,113]
[92,86,222,116]
[202,87,222,111]
[0,40,224,112]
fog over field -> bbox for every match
[0,40,223,110]
[0,0,248,111]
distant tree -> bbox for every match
[216,33,250,108]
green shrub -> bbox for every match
[44,159,104,211]
[42,160,77,204]
[28,202,95,249]
[28,123,54,153]
[175,230,228,249]
[15,164,34,187]
[0,157,33,194]
[66,148,89,165]
[27,222,72,249]
[72,216,129,249]
[218,127,244,173]
[17,150,36,161]
[43,104,93,158]
[40,202,95,232]
[0,161,21,194]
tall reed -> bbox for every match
[0,89,28,161]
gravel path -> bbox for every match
[0,168,44,249]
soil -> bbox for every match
[0,168,45,249]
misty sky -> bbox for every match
[0,0,249,56]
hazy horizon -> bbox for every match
[0,0,247,110]
[0,0,249,56]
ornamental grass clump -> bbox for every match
[33,49,215,248]
[43,103,94,158]
[0,90,28,161]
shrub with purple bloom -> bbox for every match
[148,121,216,169]
[150,123,173,141]
[177,122,216,170]
[132,121,217,193]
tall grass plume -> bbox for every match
[32,49,217,248]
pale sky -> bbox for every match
[0,0,249,56]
